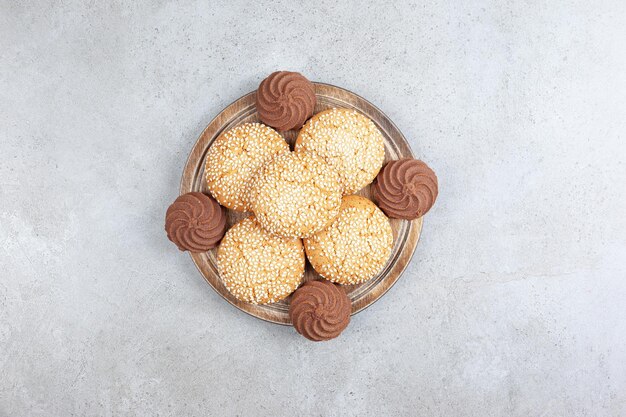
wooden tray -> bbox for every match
[181,83,422,325]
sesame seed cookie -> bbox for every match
[304,195,393,285]
[217,216,305,304]
[248,151,343,238]
[205,123,289,211]
[295,108,385,194]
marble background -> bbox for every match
[1,1,625,416]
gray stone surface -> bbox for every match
[1,0,625,416]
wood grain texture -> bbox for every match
[181,83,423,325]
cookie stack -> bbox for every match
[165,71,438,341]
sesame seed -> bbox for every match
[296,108,385,194]
[304,195,393,285]
[217,216,305,304]
[205,123,289,211]
[248,151,343,238]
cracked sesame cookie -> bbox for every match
[205,123,289,211]
[295,108,385,194]
[217,216,305,304]
[248,151,343,238]
[303,195,393,285]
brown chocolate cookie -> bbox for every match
[289,280,351,341]
[372,158,438,220]
[256,71,316,131]
[165,192,227,252]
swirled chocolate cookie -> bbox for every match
[304,195,393,285]
[289,280,351,341]
[217,216,305,304]
[205,123,289,211]
[372,158,438,219]
[165,192,227,252]
[295,108,385,194]
[256,71,316,131]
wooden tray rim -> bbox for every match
[180,82,423,325]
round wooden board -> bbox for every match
[181,83,423,325]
